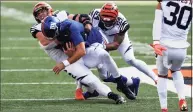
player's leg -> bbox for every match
[75,80,84,100]
[81,74,126,104]
[83,44,136,100]
[117,33,158,83]
[156,52,169,111]
[168,48,188,111]
[43,48,85,100]
[97,63,140,96]
[66,63,125,104]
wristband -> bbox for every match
[62,60,70,67]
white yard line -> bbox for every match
[1,47,41,50]
[1,6,35,24]
[1,6,153,25]
[0,56,156,61]
[0,97,180,102]
[1,6,191,62]
[1,66,192,97]
[0,68,97,72]
[1,82,76,85]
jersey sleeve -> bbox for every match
[56,10,69,21]
[117,13,130,34]
[30,23,41,38]
[70,22,85,46]
[89,9,100,21]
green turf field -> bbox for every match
[1,1,192,112]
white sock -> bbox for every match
[157,77,168,109]
[127,59,158,81]
[172,71,185,100]
[76,80,82,90]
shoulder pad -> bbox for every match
[56,10,68,21]
[89,9,100,20]
[116,12,130,34]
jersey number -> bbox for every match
[164,1,192,30]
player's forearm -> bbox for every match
[65,42,86,65]
[105,42,120,51]
[67,49,86,64]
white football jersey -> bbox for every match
[89,9,130,43]
[160,1,192,48]
[30,10,68,38]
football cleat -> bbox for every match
[161,108,168,112]
[179,99,188,111]
[83,90,99,99]
[129,77,140,96]
[117,84,136,100]
[115,95,126,104]
[75,88,85,100]
[107,92,126,104]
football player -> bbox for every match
[30,2,139,100]
[41,15,137,100]
[31,2,127,104]
[151,0,191,111]
[88,2,158,85]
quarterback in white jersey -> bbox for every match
[30,2,127,104]
[89,2,158,83]
[151,0,191,111]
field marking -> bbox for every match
[1,97,181,102]
[1,6,191,62]
[0,56,156,61]
[0,68,96,72]
[1,36,191,41]
[1,1,158,6]
[119,66,192,97]
[1,82,76,85]
[1,6,153,25]
[1,28,153,33]
[1,6,35,24]
[1,65,192,97]
[1,47,40,50]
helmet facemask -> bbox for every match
[100,2,119,29]
[100,16,117,28]
[35,8,49,22]
[33,2,53,23]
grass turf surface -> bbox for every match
[1,1,192,112]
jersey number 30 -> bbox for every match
[164,1,192,30]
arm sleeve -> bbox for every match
[152,9,163,41]
[70,23,85,46]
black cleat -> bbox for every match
[116,77,136,100]
[107,92,126,104]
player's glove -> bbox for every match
[150,44,167,56]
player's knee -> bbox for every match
[81,74,101,88]
[100,50,111,60]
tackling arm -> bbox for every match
[105,33,125,51]
[36,32,58,50]
[71,14,93,32]
[66,42,86,65]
